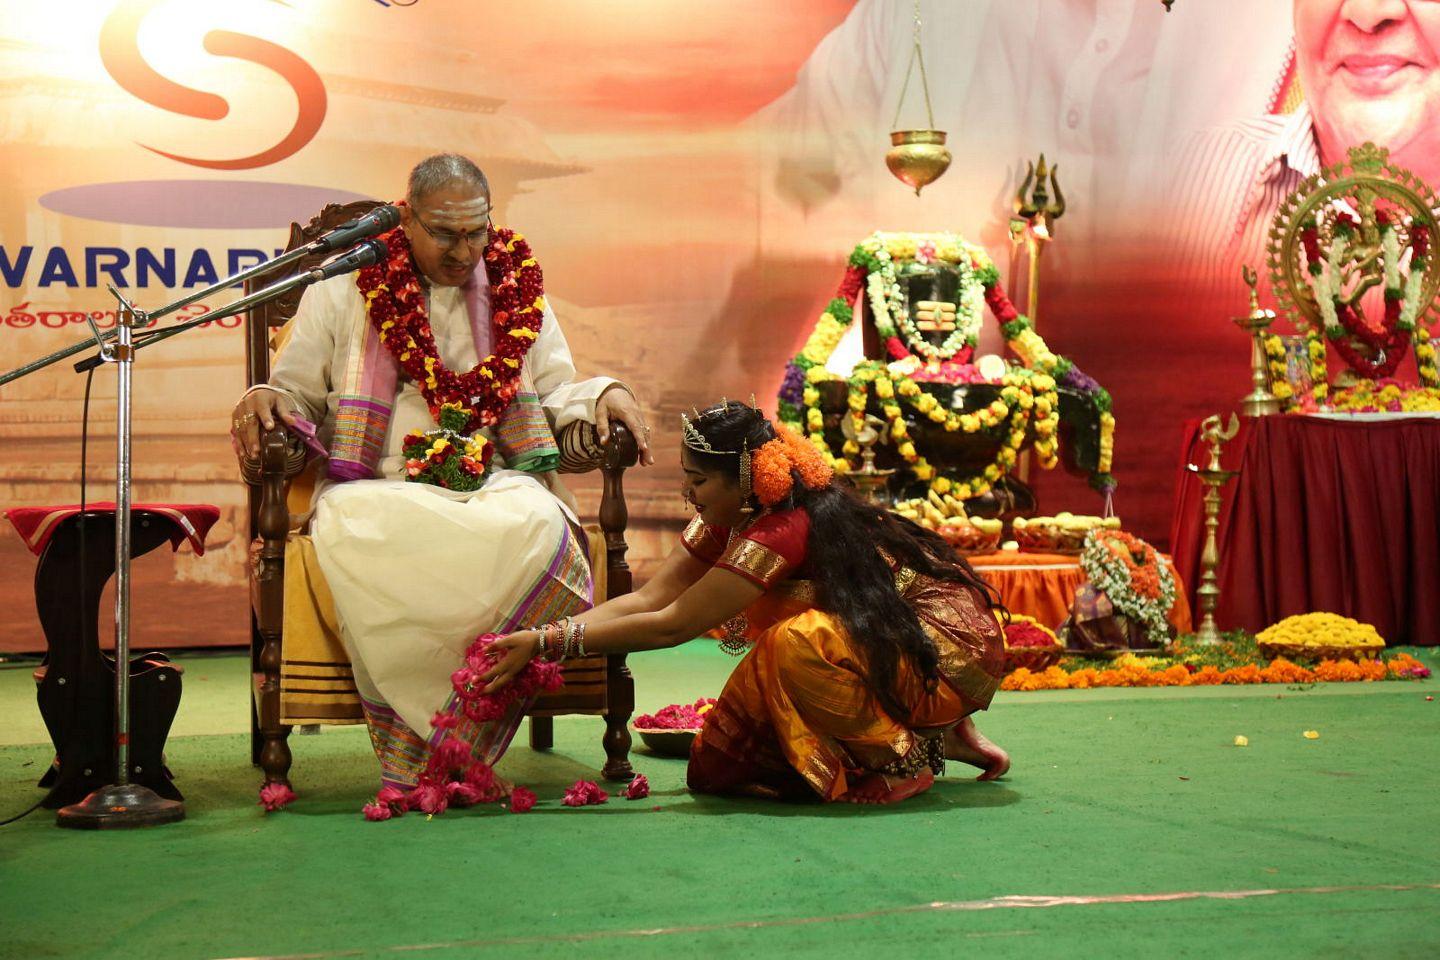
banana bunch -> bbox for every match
[892,490,974,529]
[892,493,1001,549]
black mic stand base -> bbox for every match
[56,782,184,830]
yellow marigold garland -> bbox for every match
[778,231,1113,498]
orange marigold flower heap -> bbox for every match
[998,650,1429,691]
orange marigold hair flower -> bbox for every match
[777,424,835,491]
[750,425,834,506]
[751,438,796,506]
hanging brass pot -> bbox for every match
[886,130,952,196]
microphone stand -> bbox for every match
[0,250,367,829]
[0,220,370,389]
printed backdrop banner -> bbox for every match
[0,1,1422,651]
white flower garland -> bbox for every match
[1079,531,1177,647]
[865,237,984,361]
[1399,261,1427,329]
[1382,226,1402,293]
[1313,234,1348,333]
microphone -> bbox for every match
[313,204,401,253]
[308,239,387,282]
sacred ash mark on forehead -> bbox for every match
[422,196,491,227]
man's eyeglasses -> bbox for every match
[414,215,492,251]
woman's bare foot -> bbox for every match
[839,768,935,805]
[944,717,1010,781]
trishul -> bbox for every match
[1008,154,1066,328]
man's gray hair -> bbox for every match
[406,153,490,204]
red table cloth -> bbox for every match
[970,550,1192,634]
[1171,415,1440,646]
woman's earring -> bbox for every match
[738,444,755,514]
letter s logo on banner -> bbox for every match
[98,0,327,170]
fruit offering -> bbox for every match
[891,492,1002,552]
[1013,513,1119,552]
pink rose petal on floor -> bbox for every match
[562,779,609,807]
[447,781,486,807]
[258,782,296,812]
[362,801,393,821]
[624,774,650,800]
[376,785,408,809]
[407,781,449,815]
[509,786,537,813]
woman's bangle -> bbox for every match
[561,617,579,659]
[538,622,563,662]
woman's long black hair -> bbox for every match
[687,401,1005,722]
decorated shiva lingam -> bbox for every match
[1233,266,1281,417]
[1184,413,1240,646]
[884,1,950,196]
[777,231,1116,522]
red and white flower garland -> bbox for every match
[356,213,546,434]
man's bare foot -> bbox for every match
[839,769,935,805]
[944,717,1010,781]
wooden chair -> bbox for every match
[239,200,637,791]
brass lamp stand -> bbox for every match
[1184,413,1240,645]
[844,413,895,505]
[1234,267,1281,417]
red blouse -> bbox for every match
[680,509,810,589]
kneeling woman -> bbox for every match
[484,401,1010,804]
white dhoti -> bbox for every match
[312,471,592,787]
[263,270,620,788]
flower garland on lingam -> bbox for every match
[1078,529,1177,648]
[777,231,1115,500]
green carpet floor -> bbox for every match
[2,645,1437,960]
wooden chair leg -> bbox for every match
[253,444,293,788]
[529,716,554,751]
[251,705,262,767]
[255,620,293,786]
[601,653,635,782]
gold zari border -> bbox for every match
[718,538,791,588]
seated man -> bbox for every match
[230,153,651,791]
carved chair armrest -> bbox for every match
[239,425,309,487]
[556,420,639,475]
